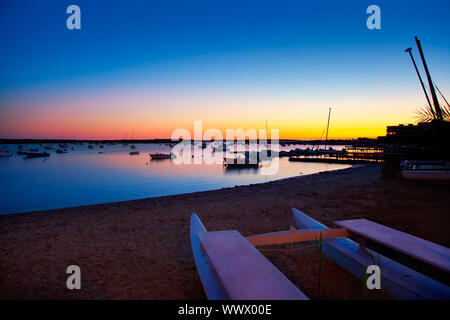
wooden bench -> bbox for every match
[335,219,450,273]
[198,230,308,300]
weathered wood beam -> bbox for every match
[245,228,350,247]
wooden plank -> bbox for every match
[335,219,450,273]
[199,230,308,300]
[246,228,349,247]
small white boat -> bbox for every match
[401,160,450,182]
[400,160,446,169]
[223,155,260,168]
[402,169,450,182]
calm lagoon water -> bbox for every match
[0,143,350,214]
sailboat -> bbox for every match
[316,108,341,155]
[401,36,449,182]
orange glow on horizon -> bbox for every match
[0,86,420,140]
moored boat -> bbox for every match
[150,153,172,159]
[401,160,450,182]
[24,152,50,158]
[400,160,446,169]
[130,151,140,155]
[402,169,450,182]
[223,155,260,168]
[0,151,13,157]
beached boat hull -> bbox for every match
[292,208,450,300]
[402,170,450,182]
[190,214,229,300]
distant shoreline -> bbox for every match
[0,138,375,145]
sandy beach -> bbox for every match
[0,164,449,300]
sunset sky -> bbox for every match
[1,0,449,139]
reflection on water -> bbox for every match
[0,143,350,214]
[223,166,260,175]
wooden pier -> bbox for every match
[289,146,408,164]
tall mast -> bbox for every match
[415,36,443,121]
[324,108,331,150]
[404,47,434,118]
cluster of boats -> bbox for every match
[4,143,449,184]
[15,143,73,158]
[279,146,343,157]
[0,143,76,158]
[1,143,179,159]
[15,145,50,158]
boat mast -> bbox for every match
[324,108,331,150]
[266,118,268,139]
[434,83,450,109]
[404,47,434,118]
[415,36,443,121]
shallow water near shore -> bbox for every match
[0,143,350,214]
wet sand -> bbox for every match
[0,164,449,299]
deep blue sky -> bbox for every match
[0,0,449,139]
[1,0,450,89]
